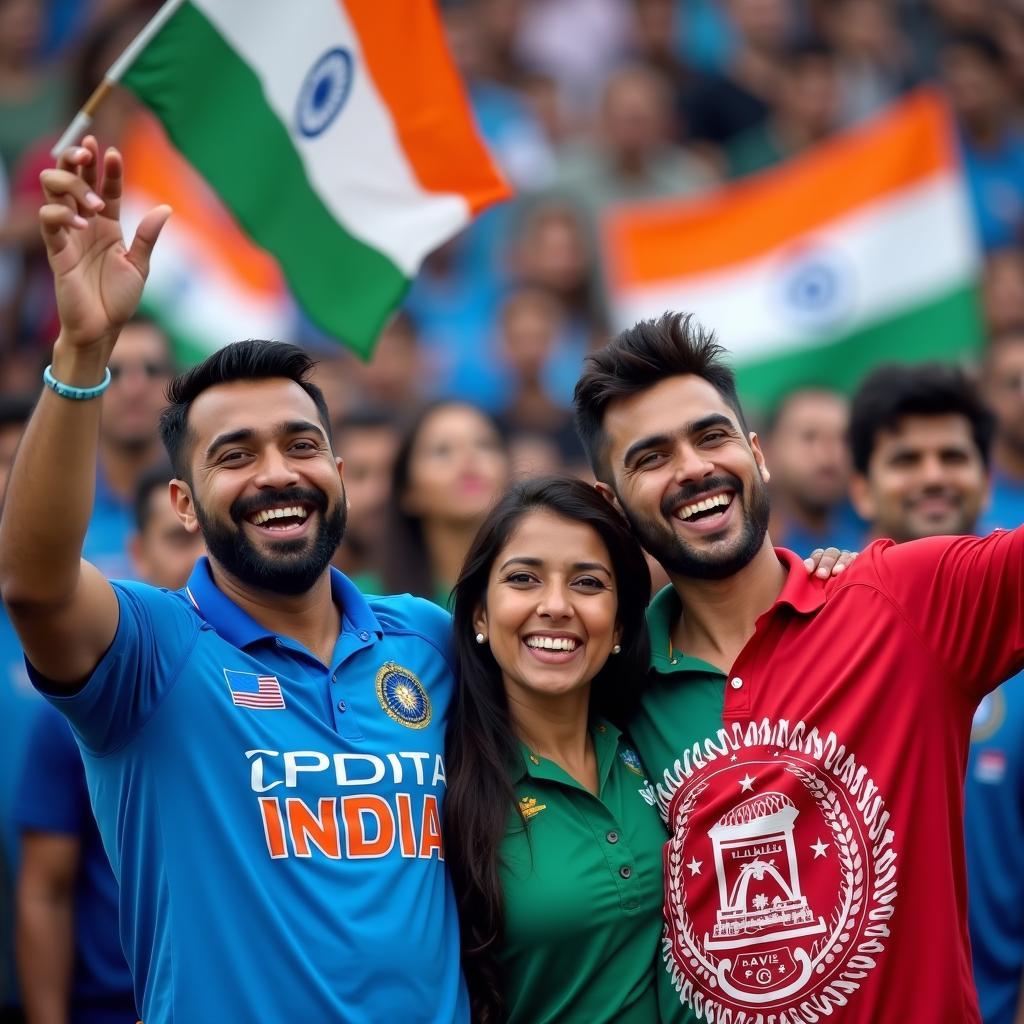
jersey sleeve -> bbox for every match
[28,581,201,756]
[14,704,88,835]
[867,527,1024,699]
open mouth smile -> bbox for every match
[245,504,314,535]
[523,633,582,663]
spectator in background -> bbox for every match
[0,0,68,174]
[509,200,605,345]
[847,363,1024,1024]
[764,387,863,552]
[553,64,716,224]
[329,409,400,594]
[940,31,1024,251]
[360,312,426,411]
[982,248,1024,336]
[15,464,203,1024]
[682,0,794,159]
[848,363,993,543]
[381,401,509,606]
[981,328,1024,531]
[494,288,582,465]
[817,0,916,123]
[727,38,843,178]
[506,430,565,481]
[0,394,37,1024]
[84,315,174,580]
[0,394,33,507]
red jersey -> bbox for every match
[629,529,1024,1023]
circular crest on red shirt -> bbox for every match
[662,724,897,1019]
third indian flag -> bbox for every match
[603,90,982,411]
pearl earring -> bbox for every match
[475,632,486,644]
[612,644,622,655]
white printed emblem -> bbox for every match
[661,719,897,1019]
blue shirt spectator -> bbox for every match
[15,706,136,1024]
[0,610,41,1016]
[33,559,467,1024]
[980,470,1024,534]
[965,679,1024,1024]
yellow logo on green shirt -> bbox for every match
[518,796,547,820]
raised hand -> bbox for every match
[39,135,171,350]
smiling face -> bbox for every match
[474,510,621,708]
[600,375,771,580]
[172,378,346,596]
[851,413,988,542]
[403,404,509,528]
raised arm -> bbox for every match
[0,137,170,688]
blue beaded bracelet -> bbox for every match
[42,364,112,401]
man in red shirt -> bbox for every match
[573,313,1022,1024]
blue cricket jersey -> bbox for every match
[965,676,1024,1024]
[0,606,42,1011]
[33,558,469,1024]
[15,705,136,1024]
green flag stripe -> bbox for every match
[734,284,983,415]
[121,1,407,357]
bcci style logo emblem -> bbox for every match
[662,720,897,1019]
[296,47,354,138]
[620,747,646,778]
[375,662,431,729]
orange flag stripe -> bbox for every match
[342,0,511,214]
[120,112,286,295]
[605,89,956,290]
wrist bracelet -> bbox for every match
[42,364,112,401]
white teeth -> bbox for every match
[677,493,731,521]
[525,636,579,652]
[250,505,309,526]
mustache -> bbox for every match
[660,474,744,518]
[230,487,329,524]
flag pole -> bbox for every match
[50,0,187,158]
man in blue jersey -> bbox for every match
[0,137,468,1023]
[849,362,1024,1024]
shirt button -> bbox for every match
[730,677,744,690]
[606,830,619,844]
[619,865,632,879]
[337,699,346,712]
[358,630,370,642]
[332,671,339,682]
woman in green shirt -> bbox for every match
[446,476,668,1024]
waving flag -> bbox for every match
[61,0,511,357]
[603,90,982,412]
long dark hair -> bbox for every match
[445,476,651,1023]
[380,400,507,599]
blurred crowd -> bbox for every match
[2,0,1024,1022]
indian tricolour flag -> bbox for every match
[61,0,511,358]
[603,89,982,412]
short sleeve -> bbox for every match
[867,528,1024,698]
[14,704,88,835]
[29,581,201,755]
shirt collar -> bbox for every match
[510,718,622,786]
[183,556,382,649]
[646,547,826,672]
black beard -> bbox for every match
[619,472,771,581]
[195,486,347,597]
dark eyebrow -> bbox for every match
[206,428,255,459]
[204,420,326,460]
[622,413,736,466]
[497,557,612,574]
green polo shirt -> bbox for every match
[499,720,668,1024]
[630,585,722,1024]
[631,585,726,791]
